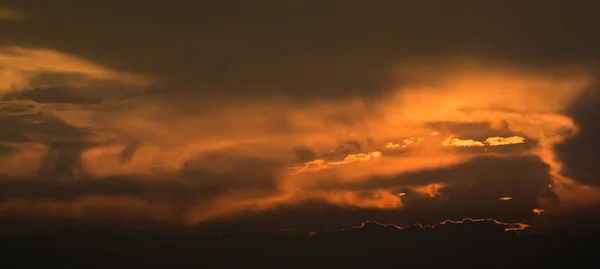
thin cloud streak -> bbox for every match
[321,218,531,234]
[0,46,153,94]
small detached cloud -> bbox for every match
[486,136,526,146]
[290,151,382,175]
[385,137,423,149]
[442,136,526,148]
[533,208,545,215]
[442,137,485,147]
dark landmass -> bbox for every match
[1,217,597,268]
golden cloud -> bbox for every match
[0,46,152,94]
[485,136,525,146]
[2,57,598,224]
[441,135,526,147]
[442,137,485,147]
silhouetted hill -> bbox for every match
[1,218,597,268]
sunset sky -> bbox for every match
[1,1,599,233]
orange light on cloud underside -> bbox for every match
[532,208,544,215]
[486,136,526,146]
[289,151,382,175]
[0,46,152,94]
[348,218,530,232]
[442,137,485,147]
[0,55,598,224]
[499,197,514,201]
[442,136,526,148]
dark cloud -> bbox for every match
[0,0,599,235]
[0,101,90,144]
[37,141,88,181]
[2,1,599,100]
[0,100,93,180]
[314,155,549,192]
[189,155,551,233]
[556,87,600,187]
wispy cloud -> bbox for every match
[0,46,153,94]
[290,151,382,175]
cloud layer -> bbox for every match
[2,2,600,231]
[0,48,597,226]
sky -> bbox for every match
[1,0,600,233]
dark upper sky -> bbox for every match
[0,0,599,232]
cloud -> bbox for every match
[442,136,525,147]
[0,6,24,22]
[317,218,530,235]
[441,135,526,148]
[0,57,597,225]
[486,136,526,146]
[289,151,382,175]
[442,137,485,147]
[0,46,152,95]
[412,183,446,198]
[533,208,544,215]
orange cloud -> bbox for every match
[290,151,382,175]
[536,138,600,211]
[442,137,485,147]
[532,208,544,215]
[312,190,403,209]
[442,135,526,148]
[0,68,30,93]
[0,46,152,94]
[385,142,402,149]
[3,58,598,224]
[412,183,446,198]
[386,137,424,149]
[485,136,525,146]
[499,197,514,201]
[0,142,47,178]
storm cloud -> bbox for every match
[0,1,599,231]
